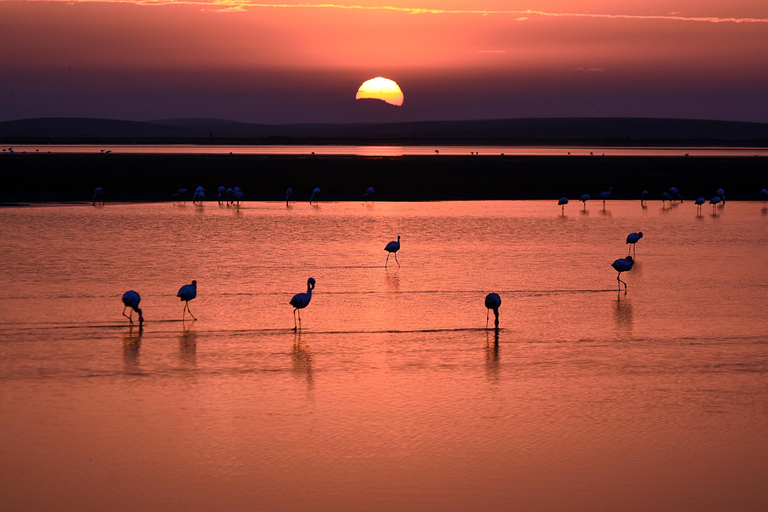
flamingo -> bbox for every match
[192,186,205,205]
[310,187,321,205]
[362,186,375,202]
[121,290,144,327]
[579,194,590,211]
[641,190,648,207]
[598,186,613,210]
[761,188,768,203]
[485,292,501,330]
[384,235,401,267]
[290,278,316,330]
[174,188,188,203]
[695,197,706,215]
[669,187,683,203]
[217,186,226,204]
[558,197,568,215]
[710,196,721,214]
[626,232,643,257]
[92,187,103,206]
[611,255,634,292]
[177,280,197,321]
[286,188,294,206]
[226,187,233,206]
[232,186,244,208]
[661,191,671,208]
[717,188,725,205]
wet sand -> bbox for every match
[1,152,765,202]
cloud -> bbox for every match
[19,1,768,25]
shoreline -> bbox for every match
[1,153,765,202]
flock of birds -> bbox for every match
[111,183,768,333]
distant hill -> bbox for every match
[1,116,767,144]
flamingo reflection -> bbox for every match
[179,325,197,367]
[485,329,500,383]
[292,331,314,391]
[122,325,142,372]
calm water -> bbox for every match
[1,201,767,511]
[4,144,767,157]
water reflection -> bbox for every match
[292,331,314,393]
[178,324,197,368]
[614,295,634,337]
[386,269,400,292]
[485,329,500,383]
[122,325,142,372]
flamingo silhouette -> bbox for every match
[611,255,634,292]
[485,292,501,330]
[661,191,671,208]
[579,194,590,211]
[232,186,244,208]
[217,186,226,204]
[362,187,376,202]
[761,188,768,203]
[310,187,321,205]
[286,188,294,206]
[173,188,188,203]
[558,197,568,215]
[710,196,721,214]
[192,186,205,205]
[669,187,683,203]
[121,290,143,327]
[717,188,725,205]
[290,278,316,330]
[695,197,705,215]
[626,232,643,257]
[641,190,648,207]
[177,280,197,321]
[384,235,401,267]
[598,187,613,210]
[92,187,103,207]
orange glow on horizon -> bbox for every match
[356,77,404,106]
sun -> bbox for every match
[355,77,404,107]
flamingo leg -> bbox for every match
[293,309,298,331]
[186,302,197,321]
[494,310,499,329]
[122,306,133,324]
[617,272,627,290]
[394,253,400,267]
[297,309,302,330]
[486,309,490,330]
[385,253,390,267]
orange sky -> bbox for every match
[1,1,767,123]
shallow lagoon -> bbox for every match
[1,200,767,511]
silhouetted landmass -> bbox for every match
[1,117,768,145]
[1,153,765,202]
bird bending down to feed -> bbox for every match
[485,293,501,330]
[232,187,244,208]
[669,187,683,203]
[558,197,568,214]
[580,194,590,210]
[761,189,768,203]
[286,188,294,206]
[626,232,643,256]
[385,235,401,267]
[174,188,188,203]
[661,191,671,207]
[177,280,197,321]
[598,187,613,209]
[192,186,205,205]
[362,187,375,202]
[92,187,103,206]
[611,256,634,292]
[717,188,725,205]
[121,290,144,327]
[290,278,316,330]
[217,186,226,204]
[310,187,321,205]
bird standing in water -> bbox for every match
[485,293,501,330]
[385,235,401,267]
[626,232,643,257]
[558,197,568,215]
[310,188,321,205]
[598,186,613,210]
[92,187,103,206]
[611,256,634,292]
[121,290,143,327]
[290,278,316,330]
[177,280,197,321]
[580,194,590,211]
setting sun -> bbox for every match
[355,77,404,107]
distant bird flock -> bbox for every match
[99,183,762,333]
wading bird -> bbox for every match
[710,196,721,214]
[558,197,568,215]
[286,188,294,206]
[626,232,643,256]
[761,188,768,203]
[695,197,706,215]
[232,187,244,208]
[362,186,375,202]
[580,194,590,211]
[669,187,683,203]
[598,186,613,210]
[717,188,725,205]
[611,255,634,292]
[218,186,226,204]
[384,235,401,267]
[485,293,501,330]
[174,188,188,203]
[121,290,143,327]
[310,187,321,205]
[177,280,197,321]
[641,190,648,207]
[92,187,103,207]
[661,191,671,208]
[192,186,205,205]
[290,277,316,331]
